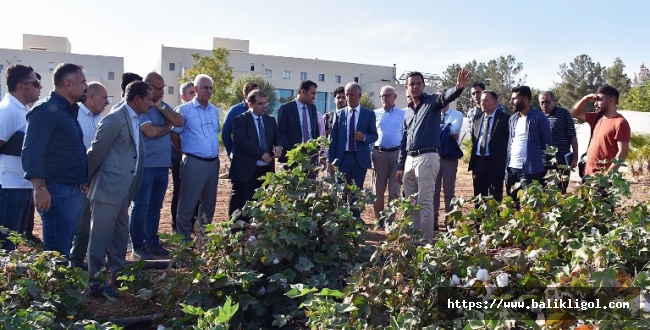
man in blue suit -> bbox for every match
[329,82,378,218]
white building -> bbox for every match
[159,37,407,112]
[0,34,123,110]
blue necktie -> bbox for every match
[257,117,268,151]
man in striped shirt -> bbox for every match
[539,91,578,194]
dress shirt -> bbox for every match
[111,98,126,111]
[346,105,360,151]
[77,103,102,150]
[172,98,221,158]
[140,102,172,168]
[475,112,495,156]
[252,113,271,167]
[124,104,141,175]
[374,106,405,148]
[398,88,463,170]
[23,91,87,184]
[222,101,248,158]
[0,94,32,188]
[441,108,463,143]
[295,98,313,141]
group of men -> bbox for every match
[0,61,631,297]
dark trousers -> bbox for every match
[506,167,544,202]
[228,165,273,219]
[472,156,505,202]
[338,153,367,219]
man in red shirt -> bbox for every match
[570,85,630,176]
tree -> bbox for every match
[228,74,278,114]
[554,54,604,110]
[180,48,233,114]
[619,84,650,111]
[360,93,375,110]
[603,57,631,95]
[632,63,650,86]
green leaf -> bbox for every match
[295,256,314,272]
[318,288,344,298]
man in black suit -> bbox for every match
[277,80,320,163]
[468,90,510,202]
[228,90,283,218]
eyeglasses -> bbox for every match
[380,94,395,98]
[540,101,552,105]
[21,80,41,88]
[150,84,167,91]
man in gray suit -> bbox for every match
[86,81,150,298]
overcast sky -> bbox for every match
[2,0,647,89]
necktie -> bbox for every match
[257,117,269,151]
[301,105,309,142]
[348,109,356,152]
[480,115,491,156]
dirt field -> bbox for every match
[30,156,650,243]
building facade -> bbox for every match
[0,34,123,110]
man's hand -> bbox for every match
[354,131,365,141]
[34,189,52,212]
[570,156,578,168]
[456,68,470,89]
[261,152,273,163]
[396,170,404,185]
[583,93,598,103]
[154,99,165,111]
[81,183,89,195]
[273,146,283,158]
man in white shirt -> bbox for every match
[69,82,109,267]
[0,64,42,250]
[434,89,463,230]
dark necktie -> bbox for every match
[301,105,309,142]
[257,117,269,151]
[480,115,491,156]
[348,109,356,152]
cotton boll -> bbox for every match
[528,250,539,262]
[496,273,509,287]
[450,274,460,286]
[476,268,489,282]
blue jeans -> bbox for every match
[39,183,83,257]
[0,187,33,251]
[129,167,168,249]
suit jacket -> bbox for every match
[231,111,282,183]
[86,105,145,204]
[328,106,378,169]
[277,100,320,162]
[468,110,510,174]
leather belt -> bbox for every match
[185,153,218,162]
[344,151,356,155]
[373,146,399,152]
[407,148,438,157]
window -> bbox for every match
[315,92,327,113]
[274,88,294,113]
[169,62,176,71]
[0,64,4,72]
[48,62,54,70]
[354,76,359,83]
[335,75,341,84]
[168,86,174,94]
[250,63,255,71]
[107,96,114,104]
[300,72,307,80]
[265,69,272,78]
[318,73,325,82]
[283,70,291,79]
[108,72,115,80]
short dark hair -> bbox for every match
[299,80,317,93]
[121,72,143,93]
[333,86,344,95]
[5,64,34,93]
[539,90,555,101]
[597,85,620,104]
[471,82,486,90]
[482,90,499,101]
[247,89,267,104]
[53,63,84,87]
[180,81,194,94]
[35,72,41,80]
[243,82,260,96]
[406,71,424,84]
[512,85,532,101]
[125,81,152,102]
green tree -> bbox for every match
[619,84,650,111]
[554,54,604,110]
[603,57,631,95]
[632,63,649,86]
[360,93,375,109]
[180,48,233,115]
[228,74,278,114]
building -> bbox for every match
[0,34,123,110]
[159,37,409,112]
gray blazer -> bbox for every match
[86,104,145,204]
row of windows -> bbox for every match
[274,89,338,113]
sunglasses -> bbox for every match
[22,80,41,88]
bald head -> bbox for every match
[83,82,109,115]
[145,72,166,102]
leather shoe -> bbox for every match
[132,248,155,260]
[89,284,119,299]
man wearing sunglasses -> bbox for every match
[0,64,42,251]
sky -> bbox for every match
[1,0,648,90]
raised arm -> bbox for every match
[570,94,597,122]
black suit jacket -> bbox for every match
[468,110,510,174]
[277,100,320,162]
[231,111,281,183]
